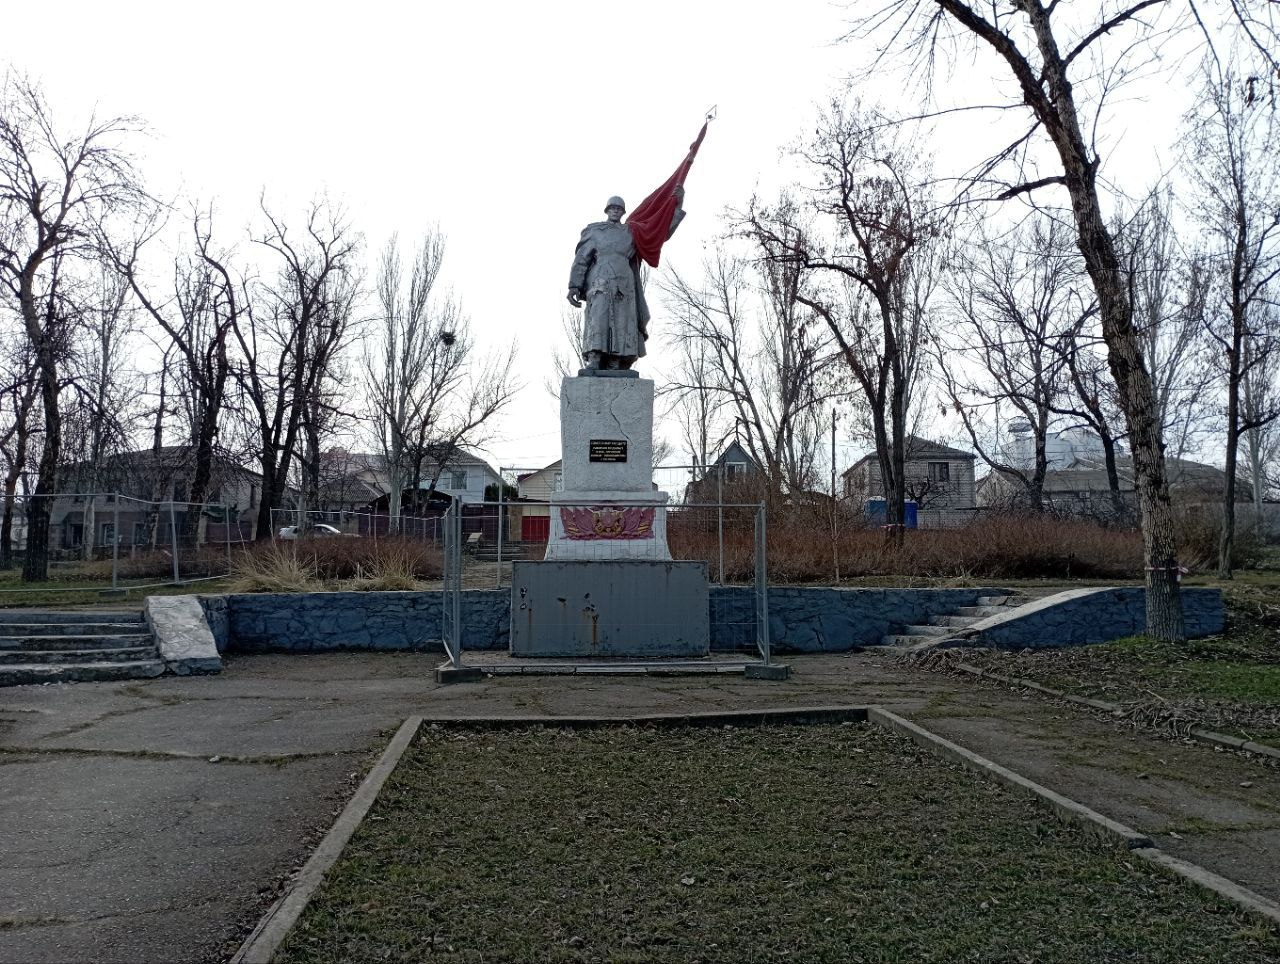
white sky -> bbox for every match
[1,1,1205,477]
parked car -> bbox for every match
[277,523,342,540]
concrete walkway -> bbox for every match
[1,651,1277,963]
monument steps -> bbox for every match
[874,593,1031,649]
[0,609,164,687]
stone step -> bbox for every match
[0,610,143,625]
[0,659,165,687]
[955,606,1007,618]
[0,646,156,666]
[0,622,148,637]
[880,634,949,647]
[928,614,982,628]
[976,595,1019,607]
[0,633,154,651]
[900,624,950,637]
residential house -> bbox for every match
[841,436,978,527]
[977,451,1248,522]
[685,441,764,503]
[50,446,261,554]
[512,460,562,542]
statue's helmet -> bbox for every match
[604,196,626,214]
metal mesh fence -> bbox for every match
[0,492,252,598]
[439,499,770,666]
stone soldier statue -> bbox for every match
[567,187,685,372]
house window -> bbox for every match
[101,522,115,546]
[553,472,563,492]
[450,470,467,489]
[249,484,258,507]
[173,481,188,503]
[134,522,149,544]
[927,462,951,482]
[725,462,747,478]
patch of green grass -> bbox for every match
[277,723,1280,963]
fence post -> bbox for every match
[496,483,504,589]
[453,506,463,667]
[717,466,725,586]
[112,498,120,591]
[168,499,180,584]
[755,501,770,666]
[224,504,232,572]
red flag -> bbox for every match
[627,120,709,268]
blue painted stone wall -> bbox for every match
[202,585,1224,655]
[968,587,1224,650]
[711,587,999,652]
[215,587,1001,654]
[225,591,509,652]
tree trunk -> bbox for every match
[1021,0,1183,639]
[1218,368,1240,578]
[22,365,60,582]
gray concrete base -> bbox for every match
[510,560,709,657]
[745,663,792,681]
[435,664,484,684]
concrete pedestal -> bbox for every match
[510,560,709,658]
[544,375,672,562]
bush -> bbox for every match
[230,537,442,592]
[229,544,319,593]
[1174,504,1264,571]
[669,511,1145,583]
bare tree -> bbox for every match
[366,229,517,528]
[844,2,1226,638]
[231,199,361,538]
[111,206,243,543]
[1241,323,1279,526]
[662,231,832,497]
[1186,60,1280,576]
[1115,188,1215,462]
[60,267,144,557]
[0,75,146,579]
[746,103,937,538]
[936,217,1087,511]
[0,323,37,567]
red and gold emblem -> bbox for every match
[560,505,655,540]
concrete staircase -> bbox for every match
[877,594,1026,648]
[0,610,164,686]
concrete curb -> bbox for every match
[1132,847,1280,926]
[229,716,424,964]
[416,706,870,729]
[866,707,1154,849]
[948,660,1280,762]
[866,706,1280,927]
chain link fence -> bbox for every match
[0,492,252,599]
[437,498,771,670]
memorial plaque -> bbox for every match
[588,439,628,463]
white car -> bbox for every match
[277,523,342,540]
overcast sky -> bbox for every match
[1,1,1202,477]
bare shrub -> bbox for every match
[347,541,429,591]
[230,544,319,593]
[669,511,1144,583]
[240,536,442,583]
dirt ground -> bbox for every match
[0,650,1277,963]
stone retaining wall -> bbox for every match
[196,585,1225,655]
[207,587,1005,654]
[710,587,1001,652]
[945,586,1225,650]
